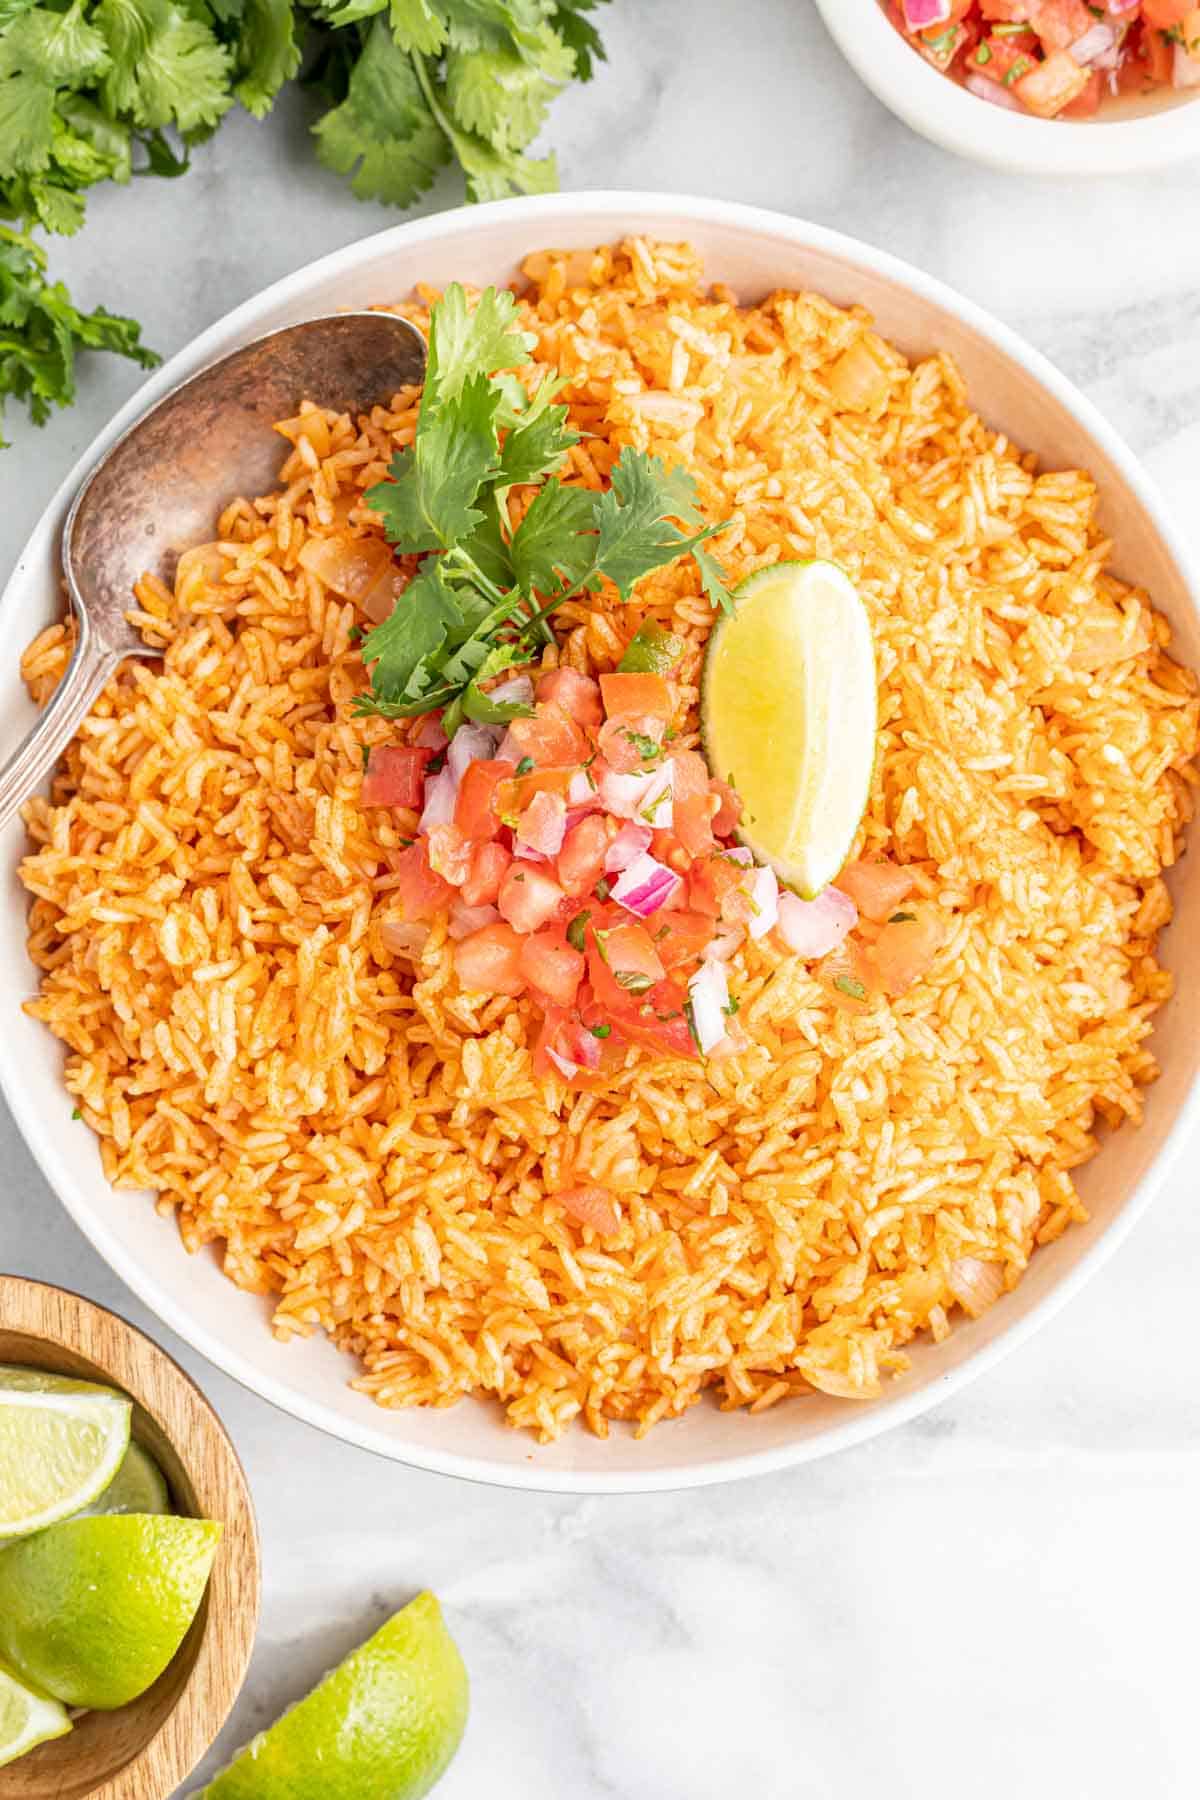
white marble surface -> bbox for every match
[2,2,1200,1794]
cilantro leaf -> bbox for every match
[424,280,534,403]
[233,0,301,118]
[96,0,235,134]
[551,0,608,80]
[388,0,447,53]
[591,446,719,599]
[0,3,111,86]
[458,487,515,589]
[509,479,597,594]
[455,127,556,203]
[497,399,576,489]
[445,27,574,154]
[358,559,466,713]
[0,72,54,174]
[692,542,734,617]
[366,368,500,553]
[312,17,449,206]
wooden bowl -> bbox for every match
[0,1277,260,1800]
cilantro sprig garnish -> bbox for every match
[356,282,732,735]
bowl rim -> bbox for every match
[0,1275,260,1798]
[4,188,1200,1494]
[811,0,1200,175]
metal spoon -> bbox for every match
[0,310,427,832]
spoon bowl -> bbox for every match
[0,310,426,833]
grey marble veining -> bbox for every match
[2,2,1200,1794]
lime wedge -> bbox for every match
[0,1514,222,1710]
[78,1442,171,1519]
[0,1662,71,1769]
[701,560,877,897]
[0,1364,121,1398]
[196,1592,468,1800]
[0,1386,131,1541]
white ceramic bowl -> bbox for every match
[3,192,1199,1493]
[813,0,1200,176]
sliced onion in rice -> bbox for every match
[745,863,779,941]
[487,673,535,709]
[604,822,654,874]
[379,918,430,959]
[776,887,857,959]
[448,901,500,939]
[418,766,458,833]
[447,723,499,781]
[611,851,681,918]
[687,957,730,1055]
[947,1256,1005,1318]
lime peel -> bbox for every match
[0,1662,72,1769]
[0,1388,131,1541]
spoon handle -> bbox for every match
[0,622,124,835]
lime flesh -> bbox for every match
[0,1662,71,1769]
[0,1385,131,1541]
[196,1592,468,1800]
[701,559,877,897]
[0,1513,221,1710]
[78,1441,171,1519]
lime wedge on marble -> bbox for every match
[0,1661,71,1768]
[0,1380,131,1541]
[701,559,877,897]
[196,1592,468,1800]
[0,1514,221,1710]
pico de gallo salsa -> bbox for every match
[887,1,1200,118]
[362,626,942,1084]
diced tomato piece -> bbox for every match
[532,1004,612,1088]
[836,859,914,924]
[688,853,747,918]
[819,937,879,1015]
[1014,48,1089,115]
[454,921,527,997]
[494,766,575,822]
[425,823,471,887]
[361,744,430,810]
[461,839,511,907]
[535,667,604,729]
[1142,0,1192,26]
[608,977,698,1060]
[710,778,741,838]
[497,863,566,934]
[586,919,666,1009]
[387,840,454,921]
[519,930,585,1008]
[555,1185,621,1235]
[598,672,674,722]
[556,814,610,898]
[516,788,567,856]
[1144,20,1176,82]
[1027,0,1093,51]
[671,750,716,859]
[597,715,667,773]
[870,902,943,998]
[506,705,591,769]
[454,758,509,842]
[973,28,1038,83]
[1062,66,1102,115]
[652,909,715,973]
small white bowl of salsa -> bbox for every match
[812,0,1200,174]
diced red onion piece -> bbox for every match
[1175,44,1200,88]
[604,822,654,874]
[565,1022,602,1072]
[546,1046,581,1080]
[487,673,535,709]
[964,71,1027,110]
[722,845,754,868]
[1104,0,1139,15]
[776,887,858,959]
[708,923,745,962]
[567,769,598,807]
[379,918,430,958]
[448,902,500,940]
[611,851,681,918]
[447,722,499,781]
[1069,22,1115,64]
[598,761,674,827]
[495,729,521,764]
[902,0,950,26]
[745,864,779,941]
[415,715,448,752]
[418,766,458,833]
[687,958,730,1055]
[512,841,548,863]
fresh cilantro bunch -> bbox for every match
[358,282,731,734]
[0,0,609,439]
